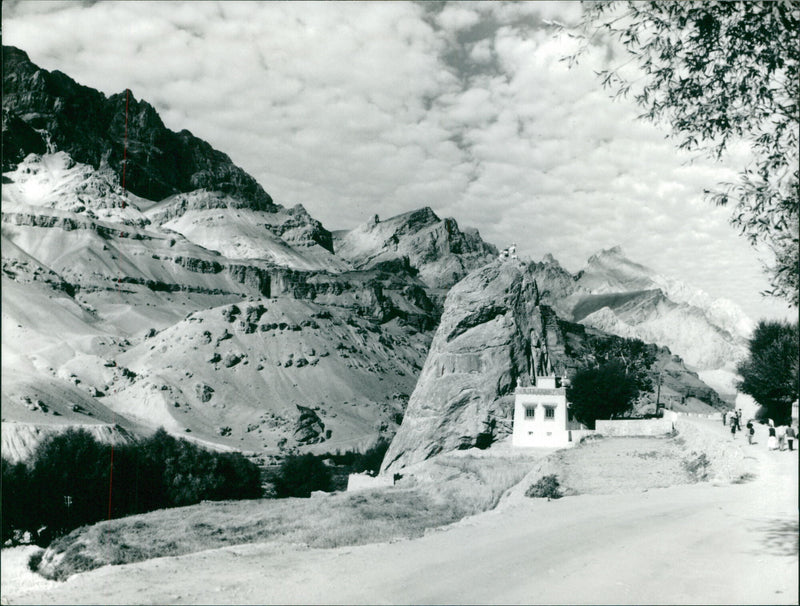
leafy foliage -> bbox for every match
[567,361,641,429]
[587,336,656,393]
[525,474,563,499]
[736,319,799,424]
[1,458,34,544]
[326,438,390,475]
[1,428,262,546]
[570,2,799,305]
[274,453,333,498]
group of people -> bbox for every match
[723,409,796,451]
[724,409,747,440]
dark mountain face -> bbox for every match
[2,46,275,209]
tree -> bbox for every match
[1,458,33,544]
[28,428,111,540]
[274,453,332,498]
[587,336,656,393]
[570,2,799,305]
[567,361,641,429]
[736,319,799,424]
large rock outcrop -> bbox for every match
[382,260,550,472]
[380,258,727,473]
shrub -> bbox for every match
[27,549,44,572]
[525,474,563,499]
[682,452,710,482]
[2,457,34,544]
[327,438,390,475]
[274,453,333,498]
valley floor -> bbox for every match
[2,418,797,605]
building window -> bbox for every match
[544,406,555,420]
[525,407,535,419]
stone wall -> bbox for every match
[595,418,674,437]
[346,472,395,492]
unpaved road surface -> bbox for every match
[2,418,797,604]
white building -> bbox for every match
[512,375,587,448]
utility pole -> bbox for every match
[655,371,662,417]
[64,495,72,532]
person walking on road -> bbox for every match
[786,425,796,452]
[723,411,727,426]
[746,420,754,445]
[777,424,787,451]
[730,414,737,439]
[767,420,778,451]
[735,409,742,431]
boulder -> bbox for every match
[294,404,325,445]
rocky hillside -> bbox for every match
[3,46,274,208]
[382,259,722,472]
[521,247,752,375]
[2,47,463,459]
[1,149,444,458]
[334,207,498,291]
[2,45,732,464]
[573,246,752,372]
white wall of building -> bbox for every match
[512,379,585,448]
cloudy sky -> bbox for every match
[2,1,794,322]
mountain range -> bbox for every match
[2,46,748,464]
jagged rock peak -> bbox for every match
[586,245,629,264]
[336,206,498,289]
[2,45,277,211]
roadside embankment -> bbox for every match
[501,414,757,508]
[669,414,756,483]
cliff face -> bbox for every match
[381,260,544,472]
[2,46,275,209]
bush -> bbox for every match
[525,474,563,499]
[682,452,710,482]
[274,453,333,498]
[327,438,390,475]
[27,549,44,572]
[2,457,33,544]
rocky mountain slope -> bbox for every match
[2,45,735,465]
[1,151,441,459]
[1,46,497,461]
[528,247,752,377]
[3,46,273,207]
[334,207,498,291]
[382,259,722,472]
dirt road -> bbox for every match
[3,418,797,604]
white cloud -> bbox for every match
[436,4,481,34]
[2,1,792,322]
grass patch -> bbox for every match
[35,488,466,580]
[35,450,536,581]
